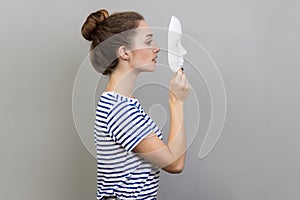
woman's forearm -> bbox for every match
[166,99,186,170]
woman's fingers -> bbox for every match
[169,67,192,102]
[174,69,183,83]
[170,69,179,84]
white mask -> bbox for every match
[168,16,187,73]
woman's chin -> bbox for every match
[136,63,156,72]
[149,63,156,72]
[144,66,156,73]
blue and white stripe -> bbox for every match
[94,91,163,200]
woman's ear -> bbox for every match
[117,46,130,61]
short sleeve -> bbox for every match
[106,100,153,152]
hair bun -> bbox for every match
[81,9,109,41]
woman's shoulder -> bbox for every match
[99,91,140,112]
[101,91,138,103]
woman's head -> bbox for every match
[81,9,145,75]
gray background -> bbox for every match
[1,0,299,199]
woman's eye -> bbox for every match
[146,40,152,45]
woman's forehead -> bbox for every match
[138,20,150,29]
[136,21,153,37]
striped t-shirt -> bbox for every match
[94,91,163,200]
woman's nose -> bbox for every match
[153,42,160,53]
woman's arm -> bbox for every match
[133,69,191,174]
[133,99,186,174]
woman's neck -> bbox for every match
[105,67,138,98]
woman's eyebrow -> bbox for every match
[145,33,153,38]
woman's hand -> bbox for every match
[169,68,191,105]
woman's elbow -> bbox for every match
[173,164,184,174]
[162,163,184,174]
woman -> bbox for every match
[81,9,191,200]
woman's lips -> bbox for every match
[152,56,158,63]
